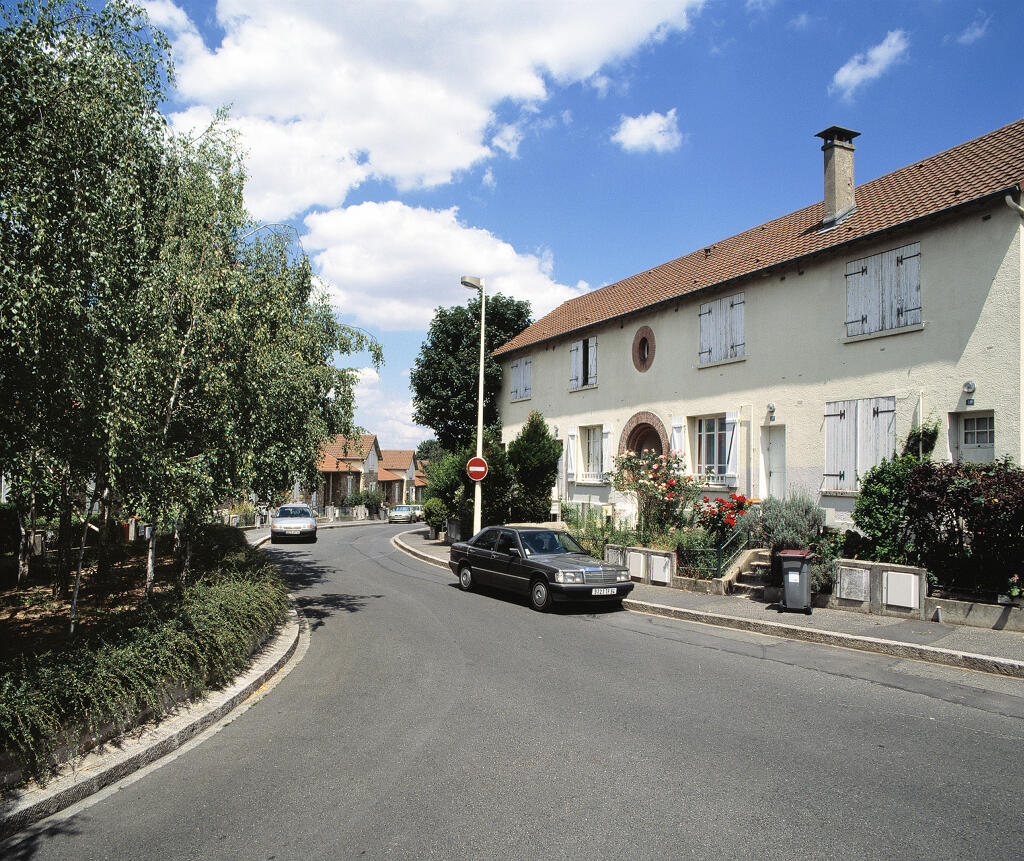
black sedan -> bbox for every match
[448,526,633,611]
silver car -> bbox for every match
[270,504,317,543]
[388,505,416,524]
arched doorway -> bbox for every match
[618,411,669,457]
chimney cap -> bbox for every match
[816,126,860,145]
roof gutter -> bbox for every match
[494,183,1022,359]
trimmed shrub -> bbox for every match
[0,543,288,784]
[852,455,918,564]
[422,497,448,532]
[755,494,825,554]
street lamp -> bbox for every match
[461,275,485,536]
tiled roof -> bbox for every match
[377,467,404,482]
[380,450,415,471]
[494,117,1024,357]
[318,433,378,471]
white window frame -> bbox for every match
[845,242,921,338]
[580,425,604,482]
[695,413,738,485]
[823,397,896,491]
[963,414,994,446]
[699,292,745,366]
[569,337,598,391]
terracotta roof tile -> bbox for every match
[494,118,1024,356]
[380,450,415,471]
[318,433,378,470]
[377,467,404,482]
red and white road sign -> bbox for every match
[466,456,488,481]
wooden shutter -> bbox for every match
[521,357,532,398]
[724,411,739,486]
[699,300,714,364]
[569,341,581,390]
[508,360,520,400]
[587,337,598,386]
[566,429,577,482]
[602,425,612,476]
[728,293,745,358]
[824,400,857,490]
[846,253,881,337]
[892,242,921,328]
[858,396,896,477]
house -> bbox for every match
[316,433,382,506]
[379,450,426,504]
[494,119,1024,528]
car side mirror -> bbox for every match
[509,548,521,558]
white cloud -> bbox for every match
[351,367,427,448]
[147,0,706,221]
[787,12,814,31]
[829,29,909,102]
[611,108,684,153]
[956,13,991,46]
[303,201,589,331]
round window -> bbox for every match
[632,326,655,372]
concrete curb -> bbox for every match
[0,610,302,839]
[624,598,1024,678]
[392,532,449,570]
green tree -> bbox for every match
[425,430,514,535]
[415,439,444,463]
[410,294,532,451]
[507,411,561,522]
[0,0,172,592]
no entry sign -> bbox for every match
[466,456,488,481]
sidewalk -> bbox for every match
[393,527,1024,678]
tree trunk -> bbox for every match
[17,506,30,588]
[145,526,157,599]
[96,480,113,579]
[70,478,102,636]
[52,479,73,598]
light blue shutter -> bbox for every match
[602,425,612,477]
[699,301,713,364]
[587,337,598,386]
[857,396,896,480]
[670,418,686,456]
[569,342,581,390]
[724,411,739,486]
[522,357,532,398]
[825,400,858,490]
[508,360,520,400]
[728,293,745,358]
[566,429,577,482]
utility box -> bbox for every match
[778,549,813,615]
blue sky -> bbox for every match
[143,0,1024,449]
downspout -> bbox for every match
[1005,193,1024,219]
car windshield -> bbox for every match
[277,507,310,518]
[394,506,412,511]
[519,530,585,556]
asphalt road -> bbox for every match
[8,524,1024,860]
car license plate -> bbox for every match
[286,530,300,535]
[592,587,616,596]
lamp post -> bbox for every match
[461,275,485,536]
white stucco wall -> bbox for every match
[499,202,1023,527]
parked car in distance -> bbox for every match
[409,504,424,521]
[449,525,633,611]
[388,504,417,524]
[270,504,317,543]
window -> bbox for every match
[508,356,532,401]
[699,293,744,365]
[471,528,498,550]
[569,337,598,390]
[695,413,738,485]
[581,426,603,481]
[963,415,994,445]
[845,242,921,337]
[823,397,896,491]
[495,531,518,555]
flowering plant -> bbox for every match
[611,448,697,535]
[1009,574,1021,598]
[697,493,751,546]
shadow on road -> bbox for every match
[446,581,626,616]
[292,592,383,630]
[1,818,82,859]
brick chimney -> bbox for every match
[815,126,860,225]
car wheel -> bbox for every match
[530,578,552,612]
[458,565,473,591]
[309,535,317,544]
[270,535,278,544]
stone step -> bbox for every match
[730,581,766,599]
[737,570,771,586]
